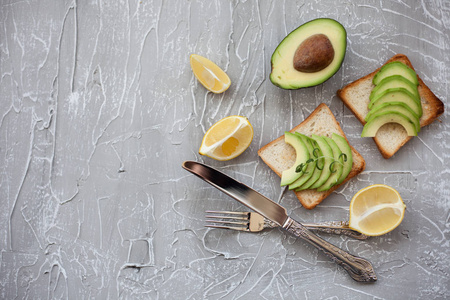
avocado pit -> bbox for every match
[293,34,335,73]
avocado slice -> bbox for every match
[316,137,344,192]
[331,133,353,185]
[308,135,333,190]
[295,138,324,190]
[361,112,417,137]
[365,102,420,132]
[289,133,317,190]
[373,61,418,86]
[369,88,423,118]
[270,18,347,89]
[280,132,310,186]
[370,75,420,102]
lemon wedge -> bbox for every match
[199,116,253,161]
[349,184,406,236]
[190,54,231,93]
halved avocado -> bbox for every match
[316,137,343,192]
[369,88,423,117]
[308,135,333,190]
[280,132,310,186]
[270,18,347,89]
[370,75,420,102]
[361,112,417,137]
[331,133,353,185]
[373,61,418,86]
[289,133,316,190]
[365,102,420,132]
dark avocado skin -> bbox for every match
[270,18,347,89]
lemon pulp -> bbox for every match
[349,184,406,236]
[190,54,231,93]
[199,116,253,161]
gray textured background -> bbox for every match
[1,0,449,299]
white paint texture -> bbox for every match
[0,0,449,299]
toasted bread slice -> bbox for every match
[337,54,444,159]
[258,103,365,210]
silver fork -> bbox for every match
[206,211,368,240]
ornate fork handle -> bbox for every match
[265,219,367,240]
[283,217,377,282]
[302,221,368,240]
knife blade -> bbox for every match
[182,160,377,282]
[182,160,288,226]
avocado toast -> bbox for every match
[337,54,444,159]
[258,103,365,209]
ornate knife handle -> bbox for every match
[283,217,377,282]
[302,221,369,240]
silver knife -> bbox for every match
[182,161,377,282]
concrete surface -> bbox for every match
[1,0,449,299]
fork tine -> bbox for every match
[205,210,249,216]
[205,210,250,231]
[205,219,248,226]
[206,214,248,221]
[205,224,248,231]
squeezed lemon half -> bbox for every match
[349,184,406,236]
[199,116,253,161]
[190,54,231,93]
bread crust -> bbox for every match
[337,54,444,159]
[258,103,365,209]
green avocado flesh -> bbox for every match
[365,102,420,132]
[308,135,334,190]
[331,133,353,185]
[362,60,422,138]
[270,18,347,89]
[281,133,354,192]
[280,132,309,186]
[288,133,316,190]
[369,88,423,118]
[361,112,417,137]
[372,61,418,86]
[295,137,324,190]
[316,137,343,192]
[370,75,420,102]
